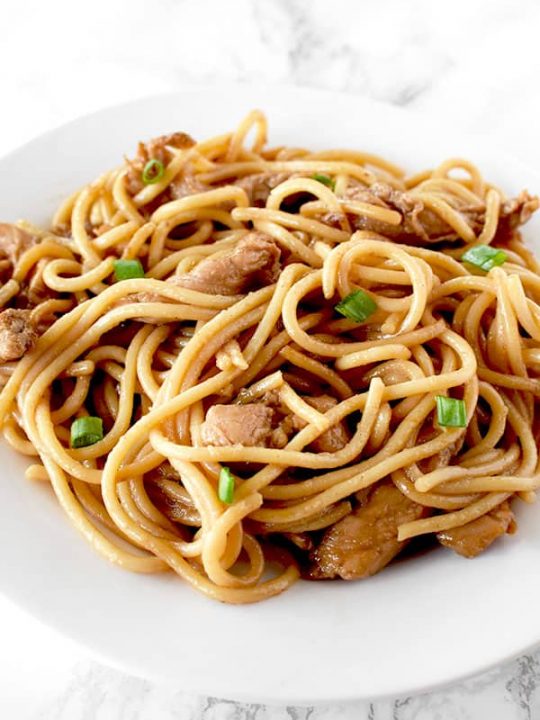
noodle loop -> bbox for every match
[0,111,539,601]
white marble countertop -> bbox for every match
[3,0,540,717]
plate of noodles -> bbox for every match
[1,84,540,703]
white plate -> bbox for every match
[1,85,540,704]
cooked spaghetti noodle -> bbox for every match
[0,110,539,603]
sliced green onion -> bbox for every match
[335,290,377,323]
[312,173,335,191]
[113,259,145,281]
[461,245,507,272]
[70,416,103,448]
[218,466,235,504]
[436,396,467,428]
[142,158,165,185]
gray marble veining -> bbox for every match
[31,652,540,719]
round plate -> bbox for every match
[0,85,539,704]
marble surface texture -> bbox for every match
[3,0,540,717]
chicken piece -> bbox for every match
[169,170,208,200]
[0,224,38,269]
[0,309,38,362]
[494,190,540,243]
[437,501,515,558]
[19,257,56,308]
[334,182,539,246]
[338,182,485,244]
[307,483,427,580]
[201,403,274,447]
[126,132,196,195]
[236,172,291,207]
[172,233,280,296]
[291,395,350,453]
[500,190,539,229]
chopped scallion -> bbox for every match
[113,259,145,281]
[436,396,467,428]
[461,245,507,272]
[218,466,235,504]
[70,416,103,448]
[312,173,335,191]
[142,158,165,185]
[335,290,377,323]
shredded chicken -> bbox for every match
[172,232,280,295]
[114,231,280,321]
[322,182,538,246]
[500,190,539,228]
[290,395,350,453]
[20,257,56,307]
[0,309,38,362]
[236,172,291,207]
[169,171,209,200]
[307,483,427,580]
[126,132,196,195]
[342,182,485,243]
[0,224,38,270]
[495,190,540,242]
[201,403,274,447]
[437,501,516,558]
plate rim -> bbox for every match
[1,83,540,704]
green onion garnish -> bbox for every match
[335,290,377,323]
[312,173,335,191]
[142,159,165,185]
[218,466,235,504]
[461,245,507,272]
[70,416,104,448]
[113,259,145,281]
[436,396,467,428]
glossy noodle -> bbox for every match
[0,110,539,603]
